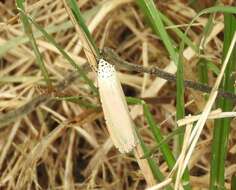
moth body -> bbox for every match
[97,59,138,153]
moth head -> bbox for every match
[97,59,115,79]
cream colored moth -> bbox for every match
[97,59,138,153]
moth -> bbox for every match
[97,59,138,153]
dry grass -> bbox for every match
[0,0,236,190]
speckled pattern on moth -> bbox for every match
[97,59,138,153]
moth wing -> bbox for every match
[98,60,138,153]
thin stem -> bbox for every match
[102,47,236,102]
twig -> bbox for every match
[102,47,236,102]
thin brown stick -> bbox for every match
[102,47,236,102]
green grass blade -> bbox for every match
[210,13,236,190]
[199,7,216,50]
[196,6,236,15]
[16,0,51,86]
[179,5,236,57]
[175,48,191,189]
[197,59,209,85]
[142,126,186,158]
[186,6,236,37]
[176,50,185,150]
[126,98,173,188]
[231,175,236,190]
[159,12,198,53]
[197,58,209,100]
[136,0,178,64]
[143,103,191,189]
[136,130,173,190]
[206,61,220,76]
[143,103,175,168]
[126,97,144,105]
[18,10,97,93]
[66,0,100,56]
